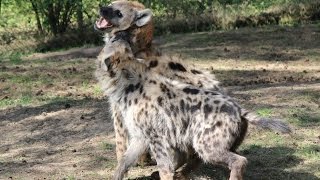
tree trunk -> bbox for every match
[0,0,2,15]
[29,0,44,35]
[76,0,84,32]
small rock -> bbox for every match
[35,89,43,96]
[72,149,77,153]
[2,96,9,100]
[73,164,77,168]
[22,160,27,163]
[80,115,85,120]
[303,70,308,73]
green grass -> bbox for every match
[256,108,273,117]
[288,109,320,127]
[101,142,115,151]
[65,175,76,180]
[0,55,102,109]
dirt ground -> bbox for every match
[0,24,319,179]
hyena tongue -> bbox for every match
[96,17,113,29]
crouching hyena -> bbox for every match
[95,38,290,180]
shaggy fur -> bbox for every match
[95,38,291,180]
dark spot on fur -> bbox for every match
[183,88,199,95]
[220,104,234,114]
[157,97,163,106]
[191,69,202,74]
[125,84,135,94]
[191,102,202,113]
[134,99,138,104]
[149,80,157,84]
[139,85,144,94]
[204,104,213,119]
[149,60,158,68]
[214,100,220,104]
[125,83,140,94]
[180,100,185,113]
[109,70,116,78]
[216,121,222,127]
[169,62,187,72]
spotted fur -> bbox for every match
[95,39,290,180]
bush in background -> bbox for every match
[0,0,320,54]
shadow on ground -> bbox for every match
[160,24,320,62]
[192,145,319,180]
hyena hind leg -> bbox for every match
[200,150,247,180]
[149,142,176,180]
[113,137,148,180]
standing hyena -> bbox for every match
[95,0,158,163]
[95,38,291,180]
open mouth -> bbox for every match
[95,17,113,30]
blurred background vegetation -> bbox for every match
[0,0,319,54]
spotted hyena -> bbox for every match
[95,0,160,163]
[95,0,291,176]
[95,37,291,180]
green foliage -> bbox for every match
[1,0,320,52]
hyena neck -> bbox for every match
[107,56,148,102]
[111,22,160,59]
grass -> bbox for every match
[256,108,273,117]
[0,25,319,179]
[101,142,115,151]
[0,55,103,109]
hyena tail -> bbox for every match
[241,109,291,133]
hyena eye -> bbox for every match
[115,10,123,18]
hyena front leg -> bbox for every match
[113,137,149,180]
[112,105,153,165]
[112,105,128,162]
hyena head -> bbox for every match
[95,0,154,52]
[98,40,134,74]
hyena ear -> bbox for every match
[135,9,152,27]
